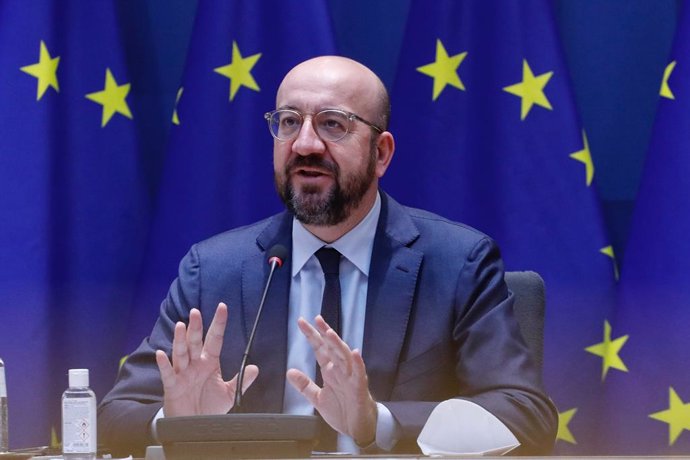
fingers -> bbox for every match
[162,303,228,378]
[317,318,353,376]
[171,307,203,372]
[187,308,204,361]
[314,316,350,355]
[172,321,190,372]
[296,318,332,371]
[203,303,228,359]
[298,316,354,382]
[350,349,370,393]
[156,349,175,389]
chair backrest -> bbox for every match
[504,270,545,371]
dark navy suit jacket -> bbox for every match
[99,192,557,456]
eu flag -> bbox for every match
[385,0,617,453]
[602,2,690,453]
[126,1,338,349]
[0,1,151,449]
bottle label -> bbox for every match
[62,397,97,454]
[0,367,5,398]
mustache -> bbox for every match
[285,154,338,175]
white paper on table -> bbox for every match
[417,399,519,456]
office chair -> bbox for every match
[504,270,545,371]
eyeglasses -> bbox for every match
[264,109,383,142]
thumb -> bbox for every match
[227,364,260,400]
[241,364,259,393]
[286,368,320,406]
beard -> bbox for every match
[275,148,377,226]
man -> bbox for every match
[98,56,557,456]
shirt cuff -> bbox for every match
[150,407,165,443]
[359,402,399,452]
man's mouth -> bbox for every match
[299,170,324,177]
[293,167,330,178]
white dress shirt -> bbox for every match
[283,192,398,452]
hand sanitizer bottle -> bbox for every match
[0,358,8,453]
[62,369,97,460]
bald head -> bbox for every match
[277,56,390,131]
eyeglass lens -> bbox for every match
[269,110,351,141]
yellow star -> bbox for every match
[214,41,261,101]
[557,408,577,444]
[600,246,619,281]
[416,39,468,101]
[85,68,132,127]
[503,59,553,120]
[569,130,594,186]
[20,40,60,101]
[172,87,183,125]
[585,320,629,381]
[51,426,59,449]
[650,387,690,445]
[660,61,676,100]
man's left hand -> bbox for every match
[286,315,377,446]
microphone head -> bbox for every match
[267,244,288,268]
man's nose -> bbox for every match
[292,117,326,156]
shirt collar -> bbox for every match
[291,191,381,277]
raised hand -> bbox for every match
[155,302,259,416]
[286,315,377,446]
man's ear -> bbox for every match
[374,132,395,178]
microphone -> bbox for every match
[233,244,288,412]
[156,243,319,459]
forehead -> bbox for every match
[276,60,378,114]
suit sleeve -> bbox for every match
[97,245,202,458]
[383,237,558,455]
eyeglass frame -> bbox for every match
[264,108,384,142]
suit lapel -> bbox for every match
[363,193,422,401]
[240,213,293,412]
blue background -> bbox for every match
[123,0,679,263]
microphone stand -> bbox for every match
[156,246,319,459]
[232,255,281,413]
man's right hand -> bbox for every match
[155,302,259,416]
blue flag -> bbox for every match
[385,0,617,453]
[127,1,338,349]
[603,3,690,453]
[0,1,151,449]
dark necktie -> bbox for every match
[314,247,342,451]
[315,247,342,337]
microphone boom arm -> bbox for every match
[232,249,285,412]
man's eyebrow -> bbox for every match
[275,105,344,112]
